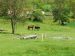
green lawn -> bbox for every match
[0,18,75,56]
[0,35,75,56]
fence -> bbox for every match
[17,32,75,40]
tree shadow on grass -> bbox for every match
[0,31,21,36]
[0,31,12,34]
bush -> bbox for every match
[31,9,44,22]
[52,8,70,25]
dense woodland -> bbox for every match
[0,0,75,34]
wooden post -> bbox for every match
[42,33,44,41]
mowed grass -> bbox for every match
[0,17,75,56]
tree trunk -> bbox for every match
[61,20,65,25]
[11,18,15,34]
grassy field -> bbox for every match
[0,17,75,56]
[0,37,75,56]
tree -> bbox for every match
[27,9,44,22]
[7,0,26,34]
[52,0,70,25]
[32,10,44,22]
[0,0,8,16]
[69,0,75,19]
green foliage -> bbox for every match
[70,1,75,19]
[33,2,42,9]
[42,4,52,12]
[52,8,70,25]
[52,0,71,25]
[0,0,8,16]
[30,9,44,22]
[0,0,75,24]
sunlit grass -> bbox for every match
[0,18,75,56]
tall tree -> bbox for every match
[52,0,70,25]
[7,0,26,34]
[69,0,75,19]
